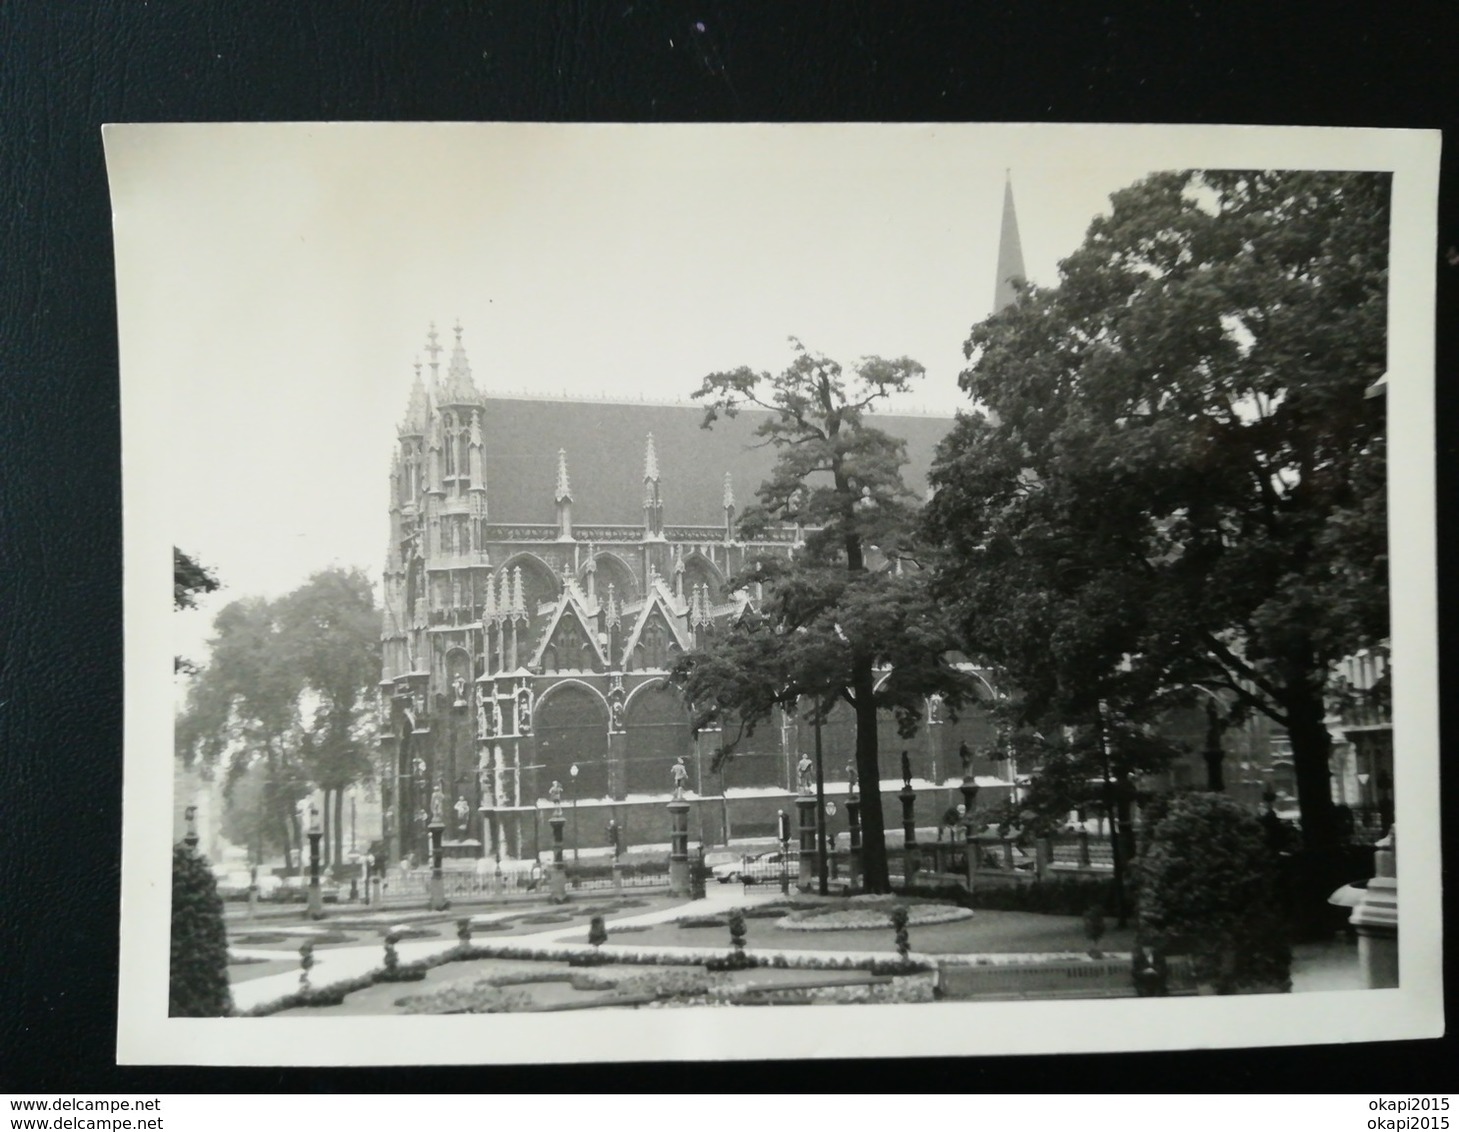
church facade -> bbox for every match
[377,180,1033,865]
[374,335,1005,863]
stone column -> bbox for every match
[668,799,692,897]
[1036,837,1053,880]
[961,779,980,893]
[548,812,568,902]
[845,794,863,891]
[1350,828,1398,989]
[607,729,629,801]
[306,816,324,919]
[899,784,919,880]
[428,820,446,911]
[795,796,817,891]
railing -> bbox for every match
[663,526,728,542]
[482,524,560,542]
[573,526,648,543]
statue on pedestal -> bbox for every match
[453,795,470,830]
[548,779,564,815]
[430,781,445,823]
[452,674,468,708]
[797,753,814,795]
[901,750,913,791]
[958,740,973,779]
[671,756,690,799]
[846,761,858,795]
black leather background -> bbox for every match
[1,0,1454,1095]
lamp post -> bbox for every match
[570,763,580,863]
[813,709,828,896]
[306,802,324,919]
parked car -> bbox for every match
[719,849,797,885]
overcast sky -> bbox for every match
[104,122,1409,663]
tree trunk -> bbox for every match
[1203,746,1225,792]
[1203,700,1225,792]
[1286,688,1338,851]
[851,658,891,893]
[333,787,345,866]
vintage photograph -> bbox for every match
[109,123,1441,1063]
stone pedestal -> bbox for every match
[795,796,817,891]
[306,830,324,918]
[428,821,447,911]
[612,860,624,896]
[668,800,692,897]
[899,786,919,880]
[1035,837,1053,880]
[549,813,566,864]
[1350,830,1398,989]
[845,795,863,891]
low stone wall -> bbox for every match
[938,957,1134,1000]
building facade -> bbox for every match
[373,328,1013,863]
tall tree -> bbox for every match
[926,170,1390,852]
[174,547,220,674]
[176,567,382,867]
[672,340,976,893]
[278,568,382,864]
[176,596,308,865]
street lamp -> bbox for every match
[569,763,580,863]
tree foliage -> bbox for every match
[174,547,221,674]
[175,567,382,865]
[1137,792,1291,994]
[926,171,1390,851]
[672,340,978,894]
[174,547,220,611]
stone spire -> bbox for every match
[643,433,660,490]
[555,449,572,503]
[722,472,734,511]
[605,582,620,628]
[643,433,663,536]
[993,172,1027,313]
[441,320,478,404]
[425,322,443,389]
[398,360,430,436]
[512,566,526,618]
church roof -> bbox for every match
[478,396,953,527]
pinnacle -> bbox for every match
[398,363,430,435]
[555,449,572,502]
[442,321,479,405]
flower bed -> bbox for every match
[777,902,973,931]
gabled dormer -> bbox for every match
[530,586,608,674]
[621,578,693,672]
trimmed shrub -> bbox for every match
[890,907,911,964]
[1137,793,1291,994]
[169,844,234,1017]
[587,915,608,948]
